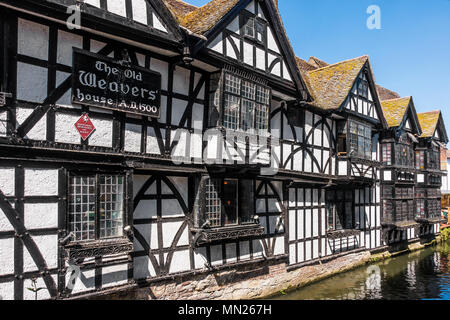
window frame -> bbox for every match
[222,72,271,135]
[67,172,127,243]
[326,190,355,232]
[241,14,267,44]
[348,120,372,160]
[199,177,256,229]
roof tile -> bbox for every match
[418,111,441,138]
[380,97,411,128]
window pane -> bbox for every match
[222,179,238,225]
[224,94,240,130]
[99,175,124,239]
[69,176,96,241]
[241,99,255,132]
[255,104,269,135]
[242,81,255,100]
[205,179,221,228]
[224,74,241,94]
[244,17,255,38]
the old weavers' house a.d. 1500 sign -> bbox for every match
[72,48,162,118]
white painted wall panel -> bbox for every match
[102,264,128,288]
[169,250,191,273]
[18,19,49,60]
[124,123,142,153]
[23,235,58,272]
[24,203,58,230]
[162,221,184,248]
[89,117,113,148]
[0,238,14,276]
[0,168,15,196]
[16,108,47,141]
[57,30,82,66]
[132,0,148,25]
[24,169,58,196]
[107,0,126,17]
[17,63,47,103]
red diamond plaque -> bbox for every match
[75,113,96,141]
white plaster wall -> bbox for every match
[124,123,142,153]
[24,203,58,230]
[57,30,82,66]
[0,282,14,300]
[18,19,48,60]
[107,0,126,17]
[225,243,237,263]
[102,263,128,288]
[146,127,162,155]
[24,169,58,196]
[68,268,95,294]
[132,0,148,25]
[153,13,168,33]
[55,112,81,144]
[23,235,58,273]
[23,275,57,300]
[267,27,279,54]
[226,17,240,33]
[0,237,14,276]
[208,34,223,54]
[162,221,184,248]
[150,59,169,91]
[16,108,47,141]
[193,247,208,270]
[0,168,15,196]
[88,117,113,148]
[17,63,47,103]
[169,250,191,274]
[255,47,265,71]
[226,37,238,60]
[135,224,158,250]
[243,41,254,66]
[173,67,190,96]
[84,0,100,7]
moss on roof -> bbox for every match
[300,55,369,110]
[180,0,240,34]
[380,97,412,128]
[376,85,400,101]
[418,111,441,138]
[163,0,198,22]
[308,56,329,69]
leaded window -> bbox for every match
[357,77,369,99]
[416,150,425,170]
[428,149,440,170]
[243,17,265,42]
[204,178,254,228]
[394,135,414,167]
[416,199,425,219]
[223,73,270,135]
[348,121,372,160]
[382,143,392,165]
[326,190,354,231]
[68,174,124,242]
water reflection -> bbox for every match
[274,241,450,300]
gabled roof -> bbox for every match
[180,0,240,35]
[376,85,400,101]
[418,111,441,138]
[381,97,412,128]
[299,55,369,110]
[163,0,198,22]
[308,56,329,69]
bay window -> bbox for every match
[416,150,425,170]
[416,199,425,219]
[68,174,125,242]
[427,149,440,170]
[223,73,270,135]
[348,120,372,160]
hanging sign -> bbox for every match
[72,48,161,118]
[74,113,96,141]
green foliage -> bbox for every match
[441,227,450,242]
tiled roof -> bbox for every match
[380,97,412,128]
[418,111,441,138]
[376,85,400,101]
[180,0,240,35]
[300,55,369,110]
[295,57,317,73]
[308,56,329,69]
[163,0,198,21]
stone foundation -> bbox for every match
[87,236,440,300]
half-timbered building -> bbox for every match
[0,0,447,300]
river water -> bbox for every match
[273,241,450,300]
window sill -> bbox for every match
[65,238,133,260]
[192,224,265,246]
[415,217,446,225]
[326,229,361,239]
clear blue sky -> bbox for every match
[187,0,450,139]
